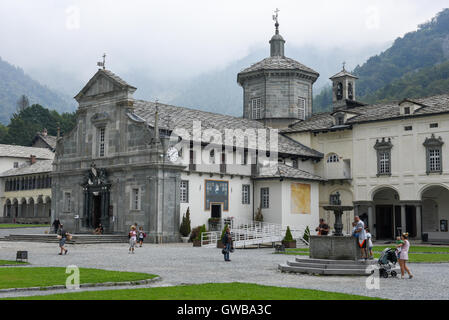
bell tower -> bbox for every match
[330,63,358,110]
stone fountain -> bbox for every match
[279,192,376,276]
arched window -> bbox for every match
[348,83,354,100]
[327,154,340,163]
[336,82,343,101]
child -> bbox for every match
[365,227,373,259]
[351,222,359,238]
[128,226,137,254]
[138,227,146,247]
[395,236,404,260]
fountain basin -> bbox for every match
[310,235,361,260]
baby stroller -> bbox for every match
[378,248,398,278]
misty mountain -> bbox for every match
[0,56,76,125]
[314,8,449,112]
[166,43,389,117]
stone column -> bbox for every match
[367,205,375,236]
[34,203,38,218]
[416,205,422,240]
[401,204,407,235]
[18,203,22,218]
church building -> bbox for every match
[51,17,325,242]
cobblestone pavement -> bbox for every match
[0,239,448,300]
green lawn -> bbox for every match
[7,283,382,300]
[279,247,449,263]
[373,245,449,254]
[0,267,157,289]
[0,224,50,229]
[372,253,449,263]
[0,260,29,266]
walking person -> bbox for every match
[138,226,146,247]
[222,227,233,262]
[397,233,413,279]
[57,224,68,255]
[128,225,137,254]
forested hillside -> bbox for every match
[313,8,449,113]
[0,57,75,125]
[0,104,76,146]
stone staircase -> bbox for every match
[279,257,378,276]
[2,234,128,244]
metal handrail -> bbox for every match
[200,217,309,248]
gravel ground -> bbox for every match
[1,237,449,300]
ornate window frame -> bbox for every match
[423,134,444,174]
[374,138,393,176]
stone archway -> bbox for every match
[372,187,401,240]
[421,185,449,242]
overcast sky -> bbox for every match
[0,0,448,84]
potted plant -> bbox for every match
[217,223,229,248]
[179,208,191,243]
[193,224,206,247]
[282,226,297,248]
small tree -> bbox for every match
[303,226,310,243]
[196,224,207,241]
[283,226,294,242]
[220,223,229,242]
[179,208,191,237]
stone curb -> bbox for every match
[0,276,161,293]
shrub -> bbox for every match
[179,208,191,237]
[196,224,207,241]
[220,224,229,242]
[283,226,294,242]
[303,226,310,243]
[190,226,201,242]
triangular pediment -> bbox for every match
[75,69,136,102]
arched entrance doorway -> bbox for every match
[421,185,449,242]
[372,187,401,239]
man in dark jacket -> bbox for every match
[222,227,232,262]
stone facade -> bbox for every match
[52,69,184,242]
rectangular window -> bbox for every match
[242,185,250,204]
[13,162,18,168]
[404,126,413,131]
[429,149,441,172]
[430,123,439,128]
[404,107,411,115]
[261,188,269,209]
[298,98,306,120]
[64,193,71,212]
[132,188,140,210]
[99,127,106,157]
[292,159,298,169]
[379,151,391,175]
[180,180,189,203]
[251,98,261,120]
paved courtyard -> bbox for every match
[1,231,449,300]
